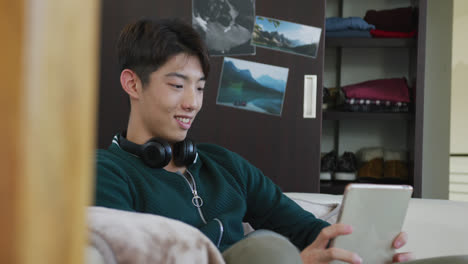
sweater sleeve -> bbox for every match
[94,152,136,212]
[238,155,330,250]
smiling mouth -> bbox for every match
[175,117,191,124]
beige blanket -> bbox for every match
[87,206,225,264]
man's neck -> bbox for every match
[164,160,187,174]
[126,110,152,145]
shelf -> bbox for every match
[322,110,413,121]
[325,37,416,48]
[320,181,351,195]
[320,178,411,195]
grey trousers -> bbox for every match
[222,230,302,264]
[222,230,468,264]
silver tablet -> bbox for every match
[330,184,413,264]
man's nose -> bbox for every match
[182,87,199,111]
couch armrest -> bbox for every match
[87,206,225,264]
[401,198,468,259]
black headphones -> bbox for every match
[118,131,197,168]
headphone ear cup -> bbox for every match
[141,139,172,168]
[173,139,197,166]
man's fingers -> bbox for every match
[393,252,413,263]
[319,247,362,264]
[393,232,408,249]
[313,223,353,249]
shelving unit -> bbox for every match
[325,37,416,48]
[319,0,426,196]
[323,110,413,121]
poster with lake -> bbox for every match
[192,0,256,56]
[217,57,288,116]
[252,16,322,58]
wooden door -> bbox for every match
[0,0,100,263]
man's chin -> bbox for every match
[169,133,188,144]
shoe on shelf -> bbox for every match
[356,147,384,181]
[320,151,337,181]
[383,150,409,181]
[335,151,357,181]
[320,172,332,181]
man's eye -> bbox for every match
[198,87,205,91]
[170,84,183,88]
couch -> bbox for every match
[86,193,468,264]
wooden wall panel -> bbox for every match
[0,1,24,263]
[0,0,100,263]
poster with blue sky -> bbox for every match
[252,16,322,58]
[217,57,288,116]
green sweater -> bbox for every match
[95,137,329,251]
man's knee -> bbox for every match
[222,230,302,264]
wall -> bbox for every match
[421,0,452,199]
[450,0,468,153]
[449,0,468,201]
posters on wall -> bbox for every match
[216,57,288,116]
[192,0,256,56]
[191,1,323,116]
[252,16,322,58]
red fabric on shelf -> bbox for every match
[341,78,411,103]
[370,29,416,38]
[364,7,417,32]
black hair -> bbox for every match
[116,18,210,86]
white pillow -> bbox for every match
[243,193,343,235]
[285,192,342,223]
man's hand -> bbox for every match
[300,224,362,264]
[392,232,413,262]
[301,226,413,264]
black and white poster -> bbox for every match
[192,0,256,56]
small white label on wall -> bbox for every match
[303,75,317,118]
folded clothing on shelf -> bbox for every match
[326,17,376,32]
[325,17,374,38]
[364,7,418,32]
[326,30,372,38]
[341,77,411,103]
[370,29,416,38]
[340,97,409,113]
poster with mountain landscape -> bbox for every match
[252,16,322,58]
[217,57,288,116]
[192,0,256,56]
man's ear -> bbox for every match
[120,69,141,99]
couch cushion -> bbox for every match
[401,198,468,259]
[87,206,225,264]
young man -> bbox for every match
[95,18,411,264]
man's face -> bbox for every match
[137,53,205,144]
